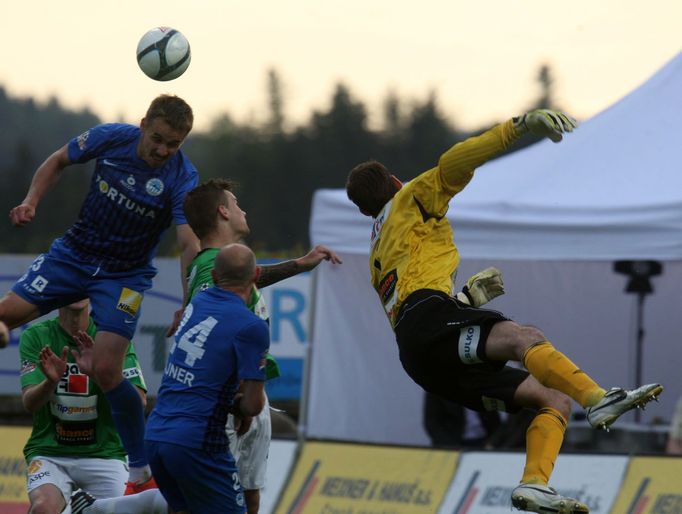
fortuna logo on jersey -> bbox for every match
[96,174,157,218]
[57,363,89,395]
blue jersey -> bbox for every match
[62,123,198,271]
[145,287,269,453]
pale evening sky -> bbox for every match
[1,0,680,132]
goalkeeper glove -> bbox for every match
[456,267,505,307]
[514,109,577,143]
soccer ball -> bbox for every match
[136,27,191,81]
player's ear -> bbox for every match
[140,117,147,131]
[390,175,403,190]
[253,265,261,284]
[217,203,229,220]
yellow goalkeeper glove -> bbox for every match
[456,267,505,307]
[514,109,577,143]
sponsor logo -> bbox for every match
[145,178,164,196]
[378,269,398,319]
[123,367,141,379]
[378,270,398,305]
[55,421,97,445]
[56,363,90,395]
[50,394,98,421]
[20,359,37,376]
[95,175,157,219]
[30,275,49,293]
[29,471,51,483]
[117,287,143,316]
[370,200,392,249]
[458,325,482,364]
[27,460,43,474]
[102,159,122,169]
[119,174,136,191]
[77,130,90,150]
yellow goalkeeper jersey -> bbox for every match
[369,120,519,328]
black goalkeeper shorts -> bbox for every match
[394,289,529,413]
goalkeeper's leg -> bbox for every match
[486,321,662,430]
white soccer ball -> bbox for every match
[136,27,191,81]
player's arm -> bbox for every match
[10,145,71,227]
[437,120,519,196]
[21,345,68,413]
[256,245,342,288]
[176,223,200,304]
[234,380,266,417]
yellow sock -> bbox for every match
[521,407,567,485]
[523,341,606,408]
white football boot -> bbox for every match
[587,383,663,430]
[511,483,589,513]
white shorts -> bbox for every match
[226,395,272,490]
[27,456,128,504]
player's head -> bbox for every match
[212,243,259,292]
[346,160,402,218]
[184,179,249,241]
[58,299,90,335]
[138,94,194,168]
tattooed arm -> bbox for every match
[256,245,342,288]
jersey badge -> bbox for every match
[145,178,164,196]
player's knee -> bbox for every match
[92,359,124,390]
[514,325,547,356]
[545,390,572,420]
[29,496,63,514]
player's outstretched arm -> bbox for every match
[455,267,505,307]
[256,245,342,288]
[9,145,71,227]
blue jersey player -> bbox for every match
[146,243,268,514]
[1,95,200,493]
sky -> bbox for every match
[1,1,680,132]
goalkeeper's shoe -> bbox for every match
[587,384,663,430]
[71,489,96,514]
[125,476,158,495]
[511,483,589,513]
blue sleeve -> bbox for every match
[67,123,137,164]
[234,320,270,381]
[171,155,198,225]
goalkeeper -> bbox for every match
[345,110,663,514]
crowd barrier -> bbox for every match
[1,427,680,513]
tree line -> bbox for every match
[0,66,558,256]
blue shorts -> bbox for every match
[11,238,155,340]
[146,440,245,514]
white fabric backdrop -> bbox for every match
[305,52,682,445]
[306,255,682,445]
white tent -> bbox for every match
[305,52,682,446]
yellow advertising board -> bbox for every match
[0,426,30,513]
[610,457,682,514]
[275,441,459,514]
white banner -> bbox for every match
[438,452,628,514]
[306,253,682,445]
[261,439,298,514]
[0,256,312,399]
